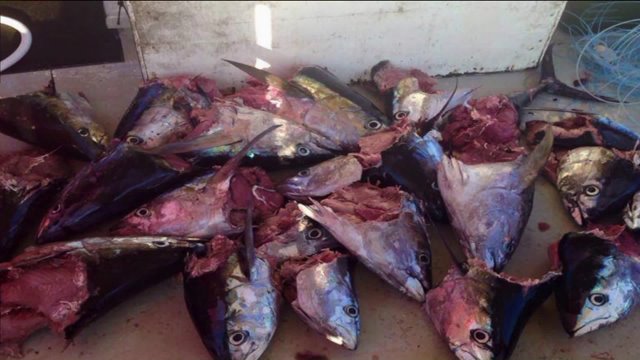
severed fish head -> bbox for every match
[279,251,360,350]
[553,232,640,337]
[277,155,363,200]
[556,146,640,225]
[298,184,431,301]
[425,261,559,360]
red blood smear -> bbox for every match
[538,222,551,232]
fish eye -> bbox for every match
[471,329,491,344]
[51,203,62,214]
[297,145,311,156]
[135,208,151,217]
[126,135,143,145]
[431,181,439,191]
[394,111,409,121]
[152,240,169,247]
[506,242,516,254]
[306,228,323,240]
[297,169,311,177]
[78,127,90,137]
[366,120,382,130]
[229,330,249,346]
[418,252,430,265]
[584,185,600,197]
[589,293,609,306]
[344,305,359,318]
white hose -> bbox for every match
[0,15,32,72]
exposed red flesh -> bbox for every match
[224,80,314,125]
[320,183,402,223]
[185,236,237,277]
[442,95,524,164]
[524,115,603,147]
[0,308,48,357]
[0,149,69,193]
[276,250,343,302]
[161,75,222,100]
[255,202,301,247]
[228,167,284,227]
[0,255,89,355]
[354,120,412,168]
[372,61,438,93]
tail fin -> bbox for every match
[541,44,622,103]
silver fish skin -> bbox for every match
[277,155,363,200]
[437,128,553,271]
[556,147,640,225]
[113,127,283,238]
[226,255,280,360]
[624,191,640,231]
[298,186,431,302]
[281,251,360,350]
[112,173,241,237]
[553,231,640,337]
[393,77,474,124]
[193,103,343,163]
[424,261,559,360]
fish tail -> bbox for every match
[518,126,554,187]
[541,44,623,103]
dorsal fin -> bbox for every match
[210,125,280,183]
[239,205,256,280]
[417,78,458,136]
[223,59,309,98]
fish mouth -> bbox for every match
[325,323,358,350]
[276,183,304,198]
[562,197,585,226]
[36,221,67,244]
[624,209,640,230]
[450,343,483,360]
[403,276,426,302]
[569,315,611,337]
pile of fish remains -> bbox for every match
[0,45,639,360]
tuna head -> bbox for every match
[279,251,360,350]
[425,262,559,360]
[111,173,237,238]
[256,202,341,265]
[56,92,110,159]
[624,192,640,231]
[184,237,280,360]
[556,147,640,225]
[277,155,363,200]
[437,127,553,271]
[554,232,640,337]
[298,185,431,301]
